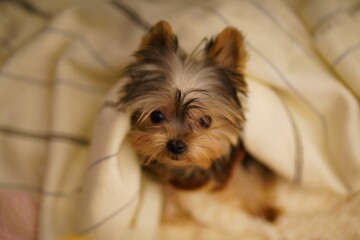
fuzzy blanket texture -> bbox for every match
[0,0,360,239]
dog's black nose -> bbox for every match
[167,140,186,155]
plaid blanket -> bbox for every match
[1,0,360,239]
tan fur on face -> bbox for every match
[129,103,236,169]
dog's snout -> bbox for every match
[167,139,186,155]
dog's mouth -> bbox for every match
[170,154,180,161]
[159,154,195,168]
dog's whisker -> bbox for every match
[189,37,208,59]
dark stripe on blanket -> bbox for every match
[246,0,312,56]
[110,0,187,58]
[246,44,306,184]
[0,182,81,197]
[0,125,89,146]
[312,8,347,32]
[111,0,152,31]
[199,5,231,25]
[88,152,118,170]
[333,41,360,66]
[278,95,303,184]
[79,190,139,235]
[0,70,109,95]
[0,0,50,19]
[46,27,120,74]
[0,70,50,88]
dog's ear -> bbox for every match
[206,27,247,72]
[138,20,178,54]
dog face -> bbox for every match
[119,21,247,170]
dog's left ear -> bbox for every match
[206,27,247,72]
[138,20,178,54]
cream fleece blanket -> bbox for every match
[0,0,360,239]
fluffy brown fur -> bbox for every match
[118,21,279,221]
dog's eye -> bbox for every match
[150,111,165,123]
[199,115,212,129]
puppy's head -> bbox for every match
[119,21,247,169]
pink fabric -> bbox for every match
[0,191,38,240]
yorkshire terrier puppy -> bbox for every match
[118,21,279,221]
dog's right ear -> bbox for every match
[137,20,178,56]
[205,27,247,72]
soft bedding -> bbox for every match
[0,0,360,239]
